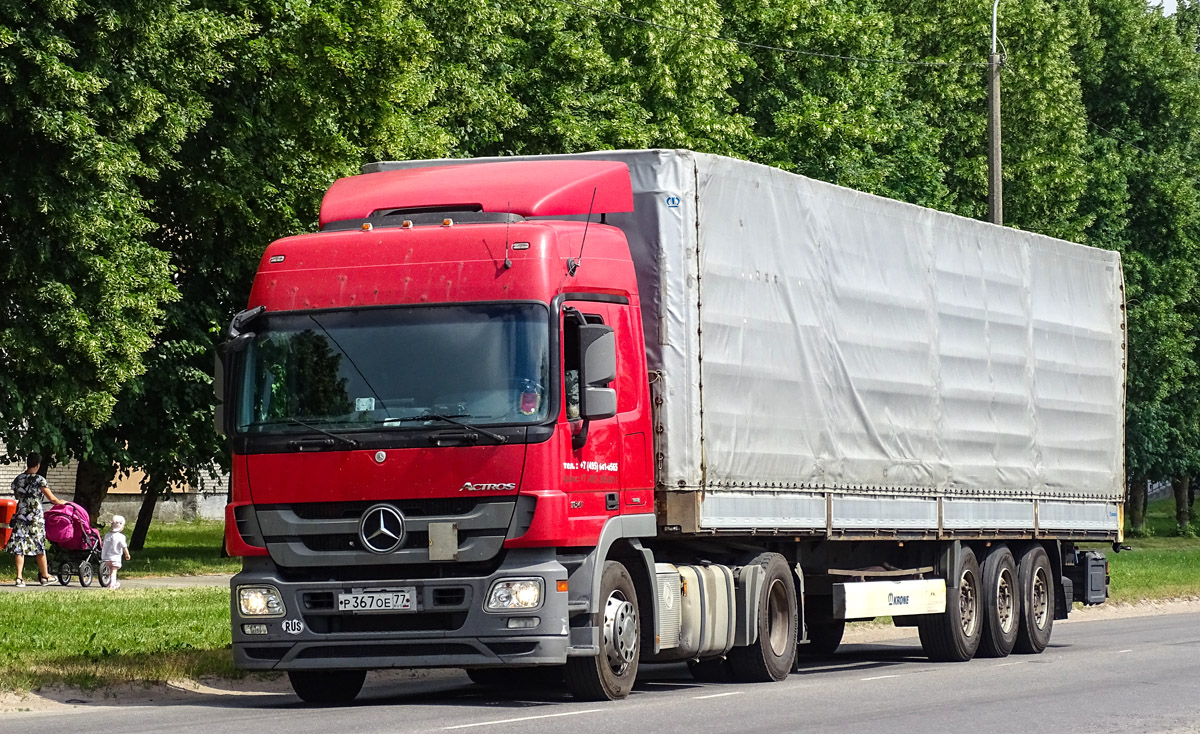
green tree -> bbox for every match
[0,0,245,464]
[1071,0,1200,533]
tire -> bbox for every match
[687,657,734,683]
[565,561,640,701]
[727,553,797,682]
[57,562,72,586]
[467,666,564,689]
[799,619,845,657]
[78,561,94,588]
[288,670,366,704]
[1013,545,1054,654]
[978,545,1019,658]
[917,545,983,662]
[99,563,113,589]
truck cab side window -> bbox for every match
[563,309,604,421]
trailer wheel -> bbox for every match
[917,545,982,662]
[728,553,797,682]
[565,561,640,700]
[978,545,1019,658]
[687,657,733,683]
[467,666,564,689]
[798,619,845,657]
[288,670,366,704]
[1013,545,1054,654]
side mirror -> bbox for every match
[578,324,616,421]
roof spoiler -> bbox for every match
[319,160,633,228]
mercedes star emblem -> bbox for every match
[358,504,406,554]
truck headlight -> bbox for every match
[486,578,543,611]
[238,585,286,617]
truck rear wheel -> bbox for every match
[1013,545,1054,654]
[565,561,640,700]
[917,545,982,662]
[978,545,1019,658]
[288,670,366,704]
[728,553,797,682]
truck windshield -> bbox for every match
[234,304,551,434]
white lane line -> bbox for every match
[442,709,603,730]
[994,661,1025,667]
[693,691,743,700]
[1115,649,1134,654]
[860,674,901,681]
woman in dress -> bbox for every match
[7,452,65,586]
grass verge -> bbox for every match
[0,587,237,692]
[1096,496,1200,603]
[1,520,239,581]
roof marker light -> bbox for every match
[442,218,454,227]
[361,222,373,231]
[512,242,530,251]
[401,220,413,229]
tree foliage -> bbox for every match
[3,0,1200,536]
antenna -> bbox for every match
[503,201,513,270]
[567,188,597,277]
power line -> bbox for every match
[554,0,988,69]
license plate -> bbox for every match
[337,587,416,613]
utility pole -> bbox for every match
[988,0,1003,226]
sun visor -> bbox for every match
[319,160,634,227]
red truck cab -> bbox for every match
[219,160,657,699]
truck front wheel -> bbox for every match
[917,545,982,662]
[288,670,366,704]
[728,553,797,682]
[565,561,640,700]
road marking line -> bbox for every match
[860,674,901,681]
[693,691,743,700]
[994,661,1025,667]
[442,709,603,730]
[1115,649,1133,654]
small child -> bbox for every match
[101,515,131,590]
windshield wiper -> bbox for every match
[254,417,359,447]
[382,413,507,444]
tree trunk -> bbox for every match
[1173,475,1191,534]
[130,475,166,551]
[1127,476,1147,536]
[74,459,115,525]
[1190,481,1196,513]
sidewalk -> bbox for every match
[0,573,232,592]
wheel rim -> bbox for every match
[959,568,978,638]
[1031,567,1049,629]
[996,568,1016,634]
[602,590,638,675]
[765,578,790,656]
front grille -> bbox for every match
[287,498,481,520]
[255,498,516,568]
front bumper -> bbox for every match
[231,549,570,671]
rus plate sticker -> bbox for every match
[282,619,304,635]
[356,397,376,412]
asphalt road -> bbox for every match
[12,612,1200,734]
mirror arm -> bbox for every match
[572,420,591,450]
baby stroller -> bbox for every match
[45,502,109,587]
